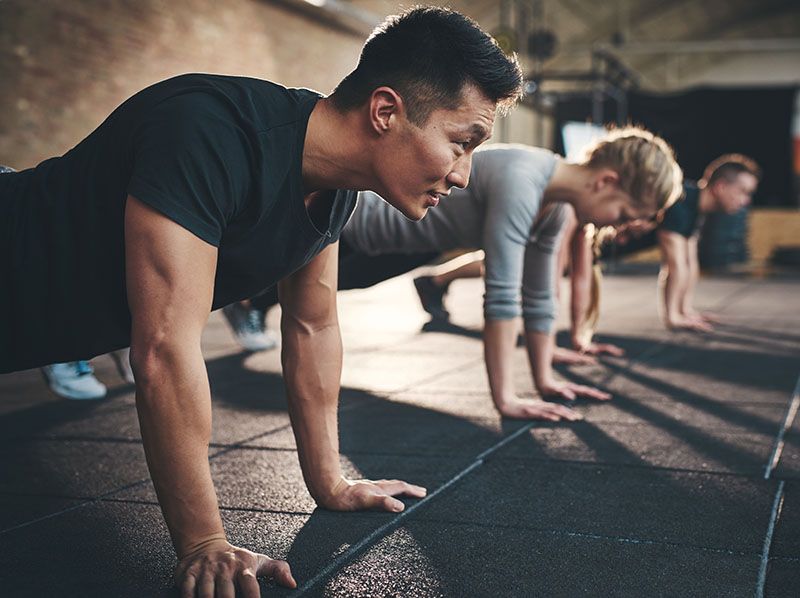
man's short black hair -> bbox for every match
[330,6,523,125]
[703,154,762,186]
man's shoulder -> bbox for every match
[133,74,321,129]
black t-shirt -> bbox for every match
[0,74,357,372]
[660,182,702,238]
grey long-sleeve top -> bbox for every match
[342,145,569,333]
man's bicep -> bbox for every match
[125,195,217,341]
[279,242,339,326]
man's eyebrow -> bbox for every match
[469,123,490,140]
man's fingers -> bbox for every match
[382,494,406,512]
[236,568,261,598]
[375,479,427,498]
[217,577,236,598]
[259,558,297,589]
[197,573,214,598]
[180,573,197,598]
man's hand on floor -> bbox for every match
[175,539,296,598]
[319,477,428,513]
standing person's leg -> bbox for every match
[1,164,109,399]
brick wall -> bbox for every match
[0,0,366,168]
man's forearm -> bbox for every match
[659,265,687,325]
[281,318,343,505]
[132,343,225,559]
[682,242,700,316]
[682,265,699,315]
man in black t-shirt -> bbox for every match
[657,154,760,331]
[0,7,523,596]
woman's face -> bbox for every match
[575,172,654,227]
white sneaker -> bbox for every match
[41,361,108,400]
[221,303,279,352]
[110,348,135,384]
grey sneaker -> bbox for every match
[222,302,279,352]
[41,361,108,400]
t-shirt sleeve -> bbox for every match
[520,203,569,333]
[659,199,691,238]
[481,163,541,322]
[127,93,251,246]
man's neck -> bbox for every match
[698,186,716,214]
[302,99,373,195]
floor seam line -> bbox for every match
[293,422,536,595]
[763,373,800,479]
[755,480,785,598]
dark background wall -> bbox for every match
[553,86,798,208]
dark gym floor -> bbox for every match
[0,269,798,597]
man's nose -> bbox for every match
[447,153,472,189]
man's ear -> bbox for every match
[368,86,405,135]
[594,168,620,191]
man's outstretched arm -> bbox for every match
[125,196,295,598]
[657,230,711,331]
[279,242,426,511]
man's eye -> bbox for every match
[456,141,470,150]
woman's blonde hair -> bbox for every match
[578,125,684,214]
[573,223,616,349]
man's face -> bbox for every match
[372,84,496,220]
[712,172,759,214]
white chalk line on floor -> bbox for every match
[294,421,535,595]
[764,373,800,480]
[755,480,785,598]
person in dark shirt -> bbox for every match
[566,154,761,348]
[657,154,760,331]
[0,7,523,596]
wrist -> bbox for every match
[177,532,229,561]
[309,473,347,507]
